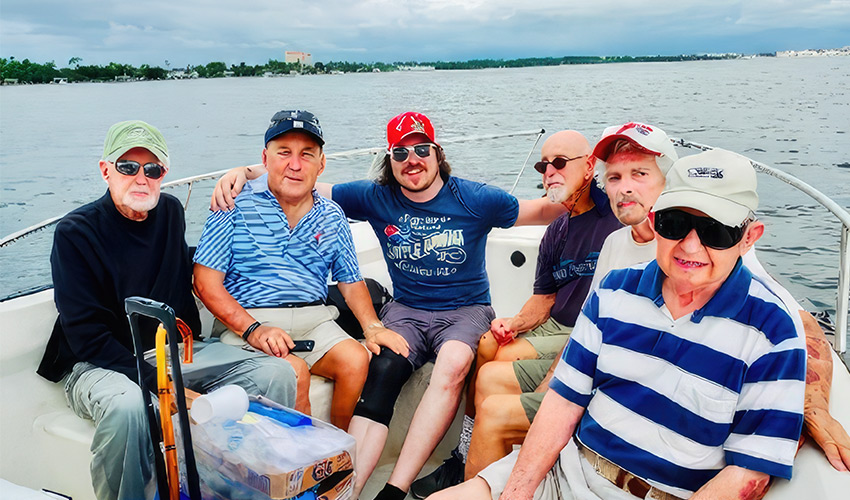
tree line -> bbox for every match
[1,53,751,84]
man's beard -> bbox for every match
[546,185,569,204]
[123,191,159,213]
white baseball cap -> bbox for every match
[593,122,678,175]
[654,148,759,226]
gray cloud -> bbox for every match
[1,0,848,66]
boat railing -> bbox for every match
[1,133,848,353]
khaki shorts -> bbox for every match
[519,317,573,359]
[213,305,353,367]
[513,358,551,423]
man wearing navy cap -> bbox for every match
[194,110,387,431]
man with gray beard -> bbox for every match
[37,120,298,500]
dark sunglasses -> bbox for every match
[653,209,751,250]
[390,143,433,162]
[533,155,587,174]
[115,160,166,179]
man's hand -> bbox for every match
[246,325,295,358]
[806,406,850,472]
[211,168,249,211]
[364,327,409,357]
[490,317,517,346]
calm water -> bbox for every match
[1,57,849,336]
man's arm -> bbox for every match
[193,264,294,357]
[499,391,584,500]
[534,343,567,392]
[690,466,770,500]
[211,164,332,210]
[490,293,555,345]
[514,197,569,226]
[800,310,850,471]
[336,280,409,357]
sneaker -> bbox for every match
[410,451,464,499]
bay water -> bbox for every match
[1,57,848,349]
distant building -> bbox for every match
[285,51,313,66]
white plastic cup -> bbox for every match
[191,385,250,424]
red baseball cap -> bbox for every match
[386,112,438,150]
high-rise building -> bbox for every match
[285,51,313,66]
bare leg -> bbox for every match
[465,331,499,415]
[465,394,531,479]
[473,361,523,413]
[466,335,535,415]
[426,477,492,500]
[285,354,312,415]
[387,341,475,491]
[310,339,369,430]
[348,415,390,498]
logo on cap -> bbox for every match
[688,167,724,179]
[616,122,653,136]
[126,128,151,140]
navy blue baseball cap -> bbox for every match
[264,110,324,146]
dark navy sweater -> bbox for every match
[38,191,201,392]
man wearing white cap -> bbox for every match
[432,149,807,500]
[590,123,850,474]
[37,120,298,500]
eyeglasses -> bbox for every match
[114,160,166,179]
[653,209,752,250]
[390,143,433,162]
[533,155,587,174]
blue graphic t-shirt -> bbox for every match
[332,177,519,310]
[533,182,621,326]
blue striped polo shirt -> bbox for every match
[550,259,806,497]
[194,174,362,308]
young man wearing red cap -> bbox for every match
[211,111,568,499]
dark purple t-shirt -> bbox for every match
[533,183,622,326]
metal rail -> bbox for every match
[2,133,848,353]
[671,137,850,353]
[0,129,544,248]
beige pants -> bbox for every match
[213,305,353,367]
[478,440,643,500]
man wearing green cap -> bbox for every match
[37,120,298,500]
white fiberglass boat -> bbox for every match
[1,136,848,499]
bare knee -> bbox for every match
[433,344,474,389]
[477,396,512,432]
[477,332,498,363]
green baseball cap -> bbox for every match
[102,120,170,167]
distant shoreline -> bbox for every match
[2,48,848,85]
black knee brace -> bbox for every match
[353,347,414,426]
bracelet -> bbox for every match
[364,321,384,332]
[242,321,261,341]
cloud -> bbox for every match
[1,0,848,66]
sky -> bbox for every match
[1,0,849,67]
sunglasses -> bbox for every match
[115,160,166,179]
[653,209,751,250]
[390,143,433,162]
[533,155,587,174]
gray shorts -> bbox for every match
[379,301,495,369]
[520,317,572,359]
[513,358,552,423]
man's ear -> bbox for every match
[586,155,597,178]
[261,148,268,167]
[318,152,326,177]
[98,160,110,182]
[741,221,765,252]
